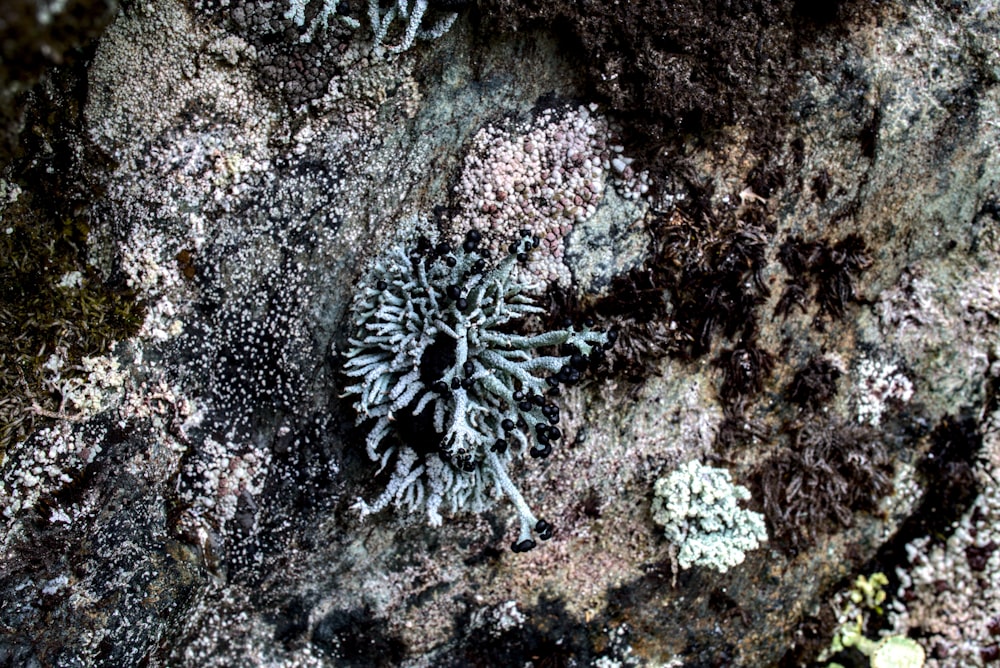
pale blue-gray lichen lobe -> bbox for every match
[343,226,609,550]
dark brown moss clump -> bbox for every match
[786,356,842,411]
[716,338,775,404]
[775,233,872,325]
[589,200,773,378]
[538,160,781,390]
[755,415,893,551]
[478,0,804,143]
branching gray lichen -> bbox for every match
[369,0,457,54]
[285,0,457,52]
[343,226,609,551]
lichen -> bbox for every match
[451,104,648,287]
[283,0,457,53]
[0,206,143,458]
[824,573,926,668]
[343,222,610,550]
[651,460,768,573]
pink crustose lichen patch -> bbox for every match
[452,104,644,287]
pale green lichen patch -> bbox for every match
[651,460,768,573]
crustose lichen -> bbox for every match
[343,226,611,551]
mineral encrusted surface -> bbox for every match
[2,0,1000,665]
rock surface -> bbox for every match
[1,0,1000,666]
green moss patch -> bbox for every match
[0,201,143,456]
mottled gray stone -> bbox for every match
[2,0,1000,666]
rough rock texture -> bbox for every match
[2,0,1000,666]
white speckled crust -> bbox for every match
[889,407,1000,667]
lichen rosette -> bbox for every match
[343,224,611,550]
